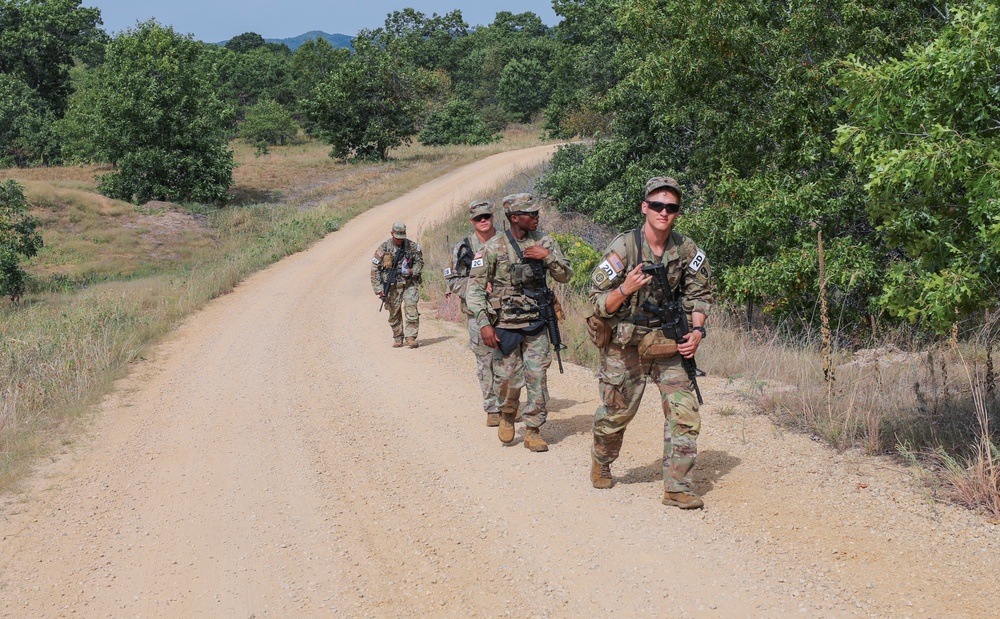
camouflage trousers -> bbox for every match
[385,282,419,341]
[468,317,501,413]
[592,343,701,493]
[494,328,551,429]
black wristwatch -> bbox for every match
[692,326,707,339]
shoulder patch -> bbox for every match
[444,267,452,277]
[688,249,706,273]
[416,244,422,252]
[375,249,385,258]
[372,256,381,265]
[471,257,484,268]
[595,251,625,284]
[473,250,484,259]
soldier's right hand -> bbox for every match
[481,325,499,348]
[620,264,652,295]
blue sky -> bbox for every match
[87,1,560,42]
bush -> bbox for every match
[0,180,43,302]
[240,99,299,153]
[418,99,498,146]
[0,74,60,167]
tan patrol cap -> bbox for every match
[502,193,540,214]
[645,176,683,203]
[468,200,492,218]
[391,222,406,239]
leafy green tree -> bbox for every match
[496,57,548,123]
[835,1,1000,332]
[302,39,425,160]
[0,0,105,115]
[225,31,266,53]
[0,73,59,166]
[418,99,498,146]
[290,36,350,101]
[0,180,42,302]
[240,99,299,154]
[217,44,294,109]
[59,20,234,204]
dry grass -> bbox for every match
[0,125,555,489]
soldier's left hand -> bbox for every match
[677,330,702,358]
[523,245,550,260]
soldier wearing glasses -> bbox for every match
[586,177,713,509]
[466,193,572,451]
[445,200,502,427]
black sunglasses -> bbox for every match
[645,200,680,214]
[510,211,539,218]
[472,214,493,222]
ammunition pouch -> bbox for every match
[586,315,611,349]
[637,329,678,361]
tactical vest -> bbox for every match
[490,231,546,329]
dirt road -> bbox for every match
[2,145,998,618]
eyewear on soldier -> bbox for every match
[643,201,680,214]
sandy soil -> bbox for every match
[2,145,998,618]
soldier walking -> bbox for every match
[467,193,572,451]
[445,200,502,427]
[371,222,424,348]
[586,177,713,508]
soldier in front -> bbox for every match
[370,222,424,348]
[587,177,713,508]
[444,200,502,427]
[466,193,572,451]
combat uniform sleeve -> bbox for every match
[541,235,573,284]
[466,243,496,331]
[587,234,631,318]
[370,242,387,295]
[444,241,467,298]
[680,241,713,317]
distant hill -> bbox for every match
[215,31,353,51]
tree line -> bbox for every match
[1,0,997,338]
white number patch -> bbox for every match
[471,258,484,268]
[598,259,618,282]
[443,267,452,276]
[372,257,380,265]
[688,249,706,272]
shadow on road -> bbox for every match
[618,449,741,497]
[543,411,592,445]
[416,335,454,348]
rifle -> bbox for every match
[456,237,474,271]
[379,244,406,312]
[638,263,704,404]
[526,259,566,374]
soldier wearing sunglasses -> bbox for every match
[586,177,714,509]
[444,200,502,427]
[466,193,573,451]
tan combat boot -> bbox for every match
[486,412,500,427]
[392,339,404,348]
[498,412,515,444]
[406,337,419,348]
[523,427,548,452]
[662,491,704,509]
[590,457,613,489]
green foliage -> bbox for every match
[290,37,350,107]
[59,20,234,204]
[216,44,294,111]
[0,0,105,115]
[302,39,425,160]
[835,1,1000,333]
[418,99,498,146]
[497,57,548,123]
[240,99,299,152]
[551,232,601,291]
[542,0,944,331]
[0,180,43,301]
[225,31,266,53]
[0,73,59,167]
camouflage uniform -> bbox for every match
[444,201,501,415]
[466,197,573,431]
[589,223,713,494]
[370,223,423,345]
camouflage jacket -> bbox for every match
[467,229,572,330]
[444,232,494,316]
[370,238,423,295]
[588,227,713,346]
